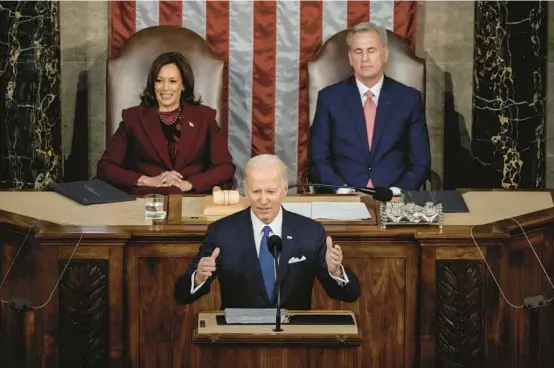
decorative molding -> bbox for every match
[436,261,485,367]
[58,260,109,368]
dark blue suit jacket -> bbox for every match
[174,208,360,309]
[309,75,431,190]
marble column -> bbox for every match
[0,1,61,189]
[470,1,547,189]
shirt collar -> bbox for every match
[355,74,384,102]
[250,206,283,237]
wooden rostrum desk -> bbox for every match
[1,190,554,367]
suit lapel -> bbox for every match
[139,108,172,169]
[371,77,394,159]
[238,209,270,303]
[174,104,201,169]
[344,76,370,161]
[277,209,298,289]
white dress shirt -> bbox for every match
[190,208,349,293]
[250,207,283,256]
[356,74,384,107]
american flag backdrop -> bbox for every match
[110,1,417,188]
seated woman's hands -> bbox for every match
[168,178,193,192]
[136,171,193,192]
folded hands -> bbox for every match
[137,171,193,192]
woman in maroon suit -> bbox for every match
[97,52,235,194]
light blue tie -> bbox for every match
[259,225,275,302]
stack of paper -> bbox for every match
[224,308,288,324]
[282,203,312,218]
[312,202,371,220]
[282,202,371,220]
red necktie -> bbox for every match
[364,90,376,150]
[364,90,376,188]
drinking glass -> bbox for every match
[144,194,166,220]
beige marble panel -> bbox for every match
[417,1,475,63]
[429,154,444,189]
[442,62,473,142]
[60,60,84,164]
[60,1,108,178]
[88,55,107,178]
[424,58,445,175]
[60,1,108,63]
[415,1,475,187]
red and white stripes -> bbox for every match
[110,0,417,188]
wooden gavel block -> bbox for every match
[212,186,240,206]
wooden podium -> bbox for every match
[2,191,554,367]
[192,310,362,366]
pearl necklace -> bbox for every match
[157,105,182,126]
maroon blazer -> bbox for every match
[97,104,235,194]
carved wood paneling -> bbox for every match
[3,204,554,368]
[58,260,109,368]
[311,256,409,368]
[133,243,416,368]
[436,261,485,368]
[0,232,40,367]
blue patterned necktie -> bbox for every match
[259,225,275,302]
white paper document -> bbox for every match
[282,202,371,220]
[282,203,312,218]
[224,308,287,324]
[312,202,371,220]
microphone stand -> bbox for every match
[288,182,394,202]
[272,251,283,332]
[289,182,375,195]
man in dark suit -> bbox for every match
[174,154,360,309]
[309,22,431,192]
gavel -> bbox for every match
[212,186,240,205]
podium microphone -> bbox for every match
[288,182,393,202]
[267,234,283,332]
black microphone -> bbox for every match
[288,182,394,202]
[267,234,283,259]
[267,234,283,332]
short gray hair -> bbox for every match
[244,154,288,182]
[346,22,388,49]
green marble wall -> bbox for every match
[0,1,61,189]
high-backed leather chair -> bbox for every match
[307,29,441,190]
[106,25,224,142]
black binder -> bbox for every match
[49,179,135,205]
[401,190,469,213]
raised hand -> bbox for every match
[325,236,343,277]
[194,247,220,285]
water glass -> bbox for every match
[144,194,166,220]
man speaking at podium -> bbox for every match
[174,155,360,309]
